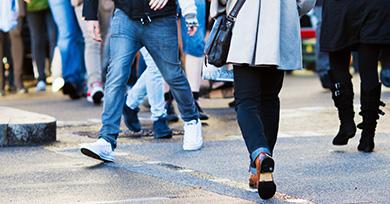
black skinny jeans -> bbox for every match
[329,44,388,91]
[26,9,57,82]
[234,65,284,166]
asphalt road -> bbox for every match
[1,73,390,204]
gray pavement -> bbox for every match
[0,73,390,203]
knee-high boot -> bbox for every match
[329,71,357,145]
[357,83,385,152]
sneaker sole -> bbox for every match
[80,148,114,162]
[183,142,203,151]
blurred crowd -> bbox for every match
[1,0,389,103]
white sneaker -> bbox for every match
[87,81,104,104]
[183,119,203,151]
[52,77,65,92]
[80,138,115,162]
[36,80,46,92]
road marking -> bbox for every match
[150,161,314,204]
[80,197,170,204]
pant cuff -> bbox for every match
[250,147,271,162]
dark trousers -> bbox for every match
[26,9,57,82]
[233,65,284,167]
[0,18,24,91]
[329,44,388,91]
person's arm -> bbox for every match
[83,0,102,42]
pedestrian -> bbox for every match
[210,0,316,200]
[49,0,86,99]
[25,0,57,92]
[0,0,27,96]
[179,0,209,120]
[80,0,203,162]
[321,0,389,152]
[72,0,114,104]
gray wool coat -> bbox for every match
[210,0,316,70]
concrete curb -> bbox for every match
[0,107,56,146]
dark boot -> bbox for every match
[357,83,385,152]
[329,71,357,145]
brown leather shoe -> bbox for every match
[256,153,276,200]
[249,173,258,189]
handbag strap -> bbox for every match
[228,0,246,20]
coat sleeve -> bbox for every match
[83,0,99,20]
[178,0,197,17]
[297,0,316,16]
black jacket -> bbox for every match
[83,0,177,20]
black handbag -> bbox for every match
[205,0,246,67]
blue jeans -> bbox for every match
[126,48,166,121]
[49,0,85,86]
[179,0,206,57]
[100,9,199,149]
[313,6,329,76]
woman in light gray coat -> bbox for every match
[210,0,315,199]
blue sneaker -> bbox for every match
[153,116,173,139]
[123,105,141,132]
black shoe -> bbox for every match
[123,105,141,132]
[319,73,331,89]
[62,82,82,99]
[153,116,172,139]
[357,83,385,152]
[165,101,179,123]
[195,101,209,121]
[256,153,276,200]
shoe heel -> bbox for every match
[258,156,276,200]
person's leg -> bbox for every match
[80,9,142,162]
[8,18,25,92]
[45,9,57,62]
[313,6,331,89]
[143,16,201,150]
[49,0,86,98]
[180,0,208,119]
[99,9,142,149]
[143,16,198,122]
[233,65,270,160]
[234,65,277,198]
[74,3,104,103]
[328,49,356,145]
[27,11,48,84]
[258,68,284,154]
[356,44,384,152]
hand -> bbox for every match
[149,0,168,11]
[86,20,103,42]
